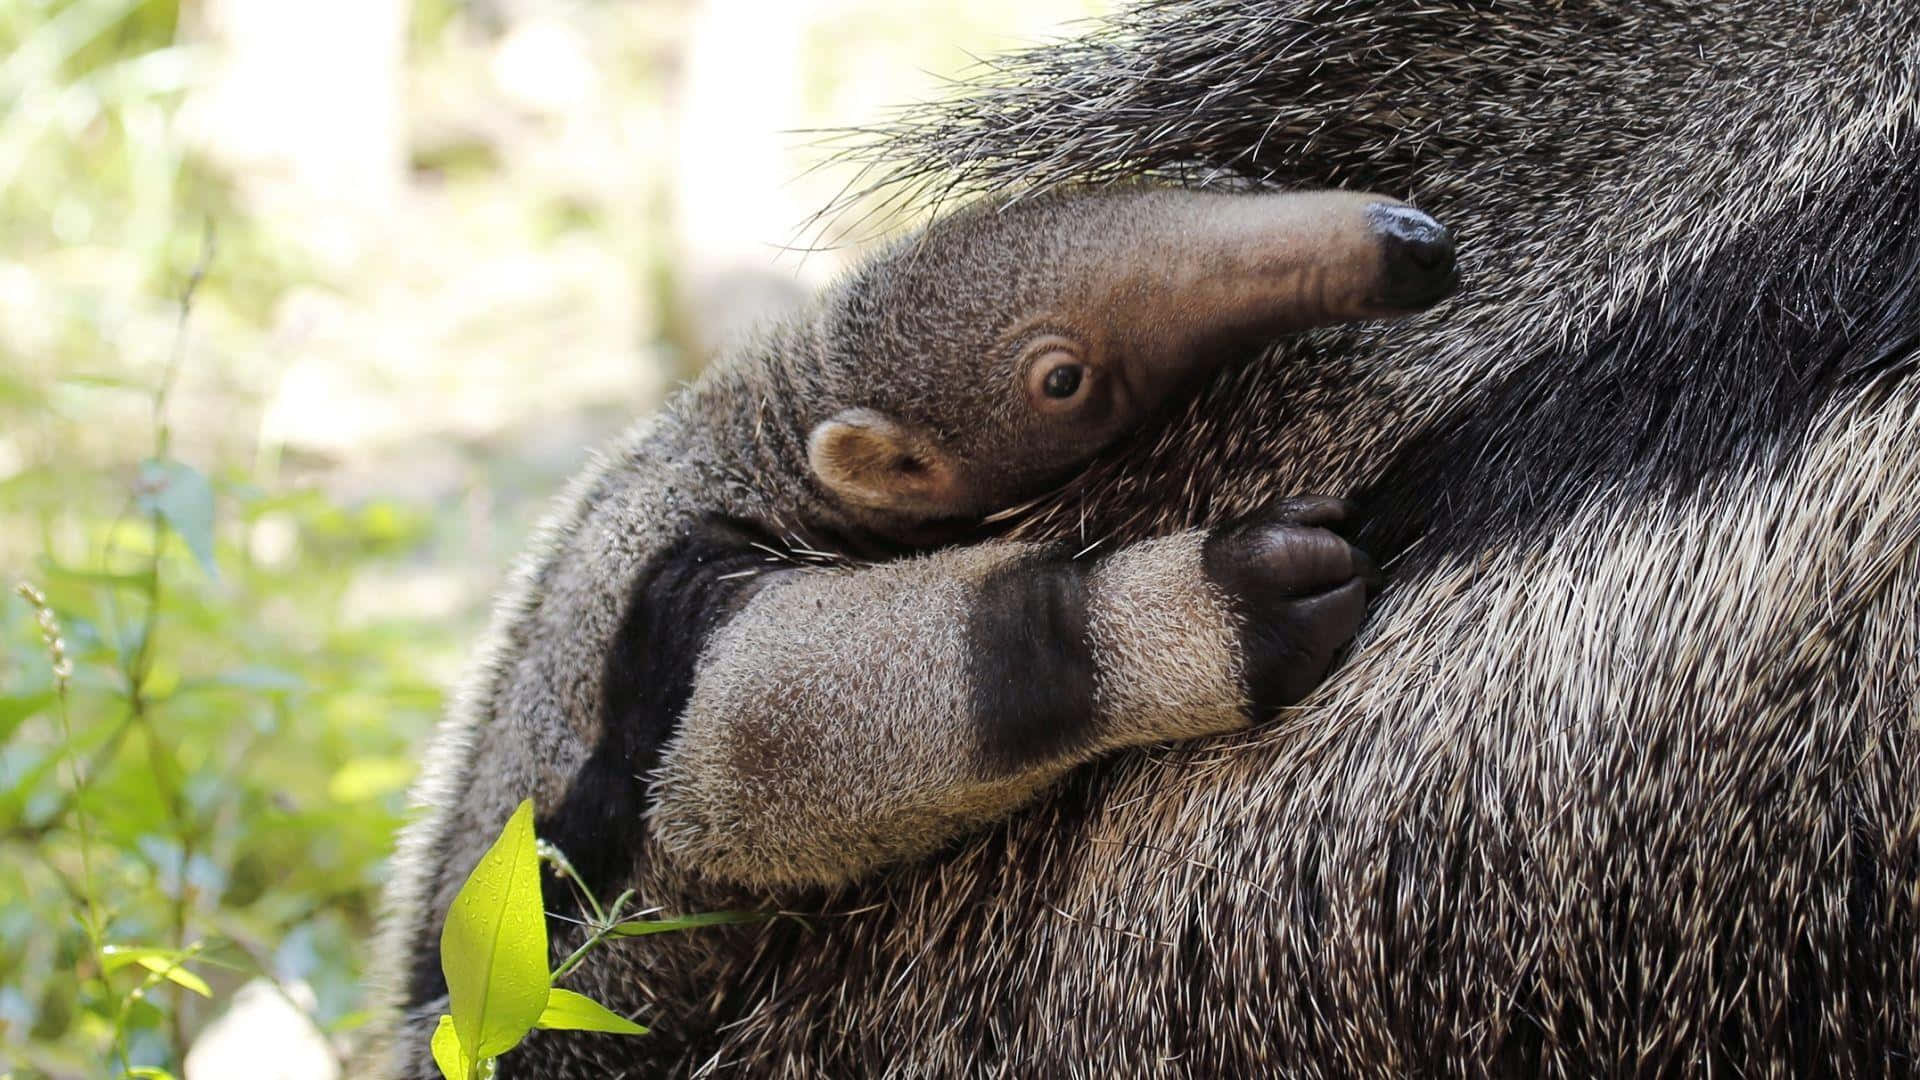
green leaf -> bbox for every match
[430,1014,466,1080]
[534,988,647,1036]
[0,690,53,743]
[141,956,212,997]
[97,944,168,974]
[439,798,549,1066]
[135,457,218,578]
[100,945,212,997]
[127,1068,179,1079]
[607,910,765,937]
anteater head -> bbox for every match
[804,187,1457,535]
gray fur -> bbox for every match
[377,0,1920,1072]
[366,185,1434,1076]
[652,533,1247,887]
[627,1,1915,1075]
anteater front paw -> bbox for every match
[1202,502,1375,714]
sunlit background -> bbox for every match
[0,1,1108,1075]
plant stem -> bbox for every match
[537,841,606,925]
[139,221,216,1069]
[548,889,636,984]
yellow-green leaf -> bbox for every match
[607,910,764,937]
[439,798,549,1064]
[100,946,211,996]
[136,956,211,997]
[99,944,160,973]
[430,1014,466,1080]
[127,1069,177,1079]
[535,988,647,1036]
[102,941,173,976]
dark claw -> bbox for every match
[1350,545,1381,592]
[1264,578,1370,705]
[1263,495,1354,529]
[1203,516,1378,715]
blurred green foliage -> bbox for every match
[4,411,458,1077]
[1,2,466,1075]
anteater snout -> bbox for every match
[1367,203,1457,312]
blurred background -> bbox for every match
[0,0,1108,1075]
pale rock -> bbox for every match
[183,978,339,1080]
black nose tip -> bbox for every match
[1368,203,1457,311]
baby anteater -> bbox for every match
[377,185,1454,1076]
[576,186,1452,888]
[794,189,1455,539]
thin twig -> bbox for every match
[140,219,216,1065]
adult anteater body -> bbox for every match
[380,1,1920,1075]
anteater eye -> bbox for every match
[1041,363,1084,399]
[1022,338,1093,409]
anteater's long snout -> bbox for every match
[1106,188,1460,371]
[1367,203,1457,312]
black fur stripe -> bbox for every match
[538,518,777,904]
[402,516,774,1012]
[968,553,1099,773]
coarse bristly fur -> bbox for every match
[371,1,1920,1075]
[364,183,1452,1076]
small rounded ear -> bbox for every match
[807,408,966,517]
